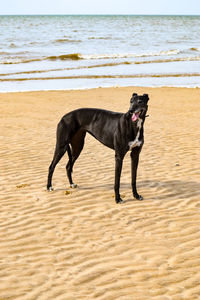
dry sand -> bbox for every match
[0,87,200,300]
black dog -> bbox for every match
[47,93,149,203]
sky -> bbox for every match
[0,0,200,15]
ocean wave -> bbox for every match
[0,52,130,64]
[0,53,83,64]
[81,50,181,60]
[0,52,10,55]
[1,58,42,65]
[0,50,29,57]
[9,43,17,48]
[135,56,200,64]
[47,53,82,60]
[1,73,200,82]
[88,36,112,40]
[0,61,132,77]
[1,47,199,65]
[190,47,200,51]
[54,38,81,43]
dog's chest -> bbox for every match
[128,118,143,150]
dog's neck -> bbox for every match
[132,117,143,134]
[128,117,144,150]
[136,117,143,128]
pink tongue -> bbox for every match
[132,112,140,122]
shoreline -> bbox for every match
[0,84,200,94]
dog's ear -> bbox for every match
[143,94,149,102]
[130,93,138,102]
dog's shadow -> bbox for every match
[80,179,200,202]
[142,179,199,200]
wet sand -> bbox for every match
[0,87,200,299]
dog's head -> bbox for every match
[128,93,149,122]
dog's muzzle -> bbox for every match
[130,108,146,122]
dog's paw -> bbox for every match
[116,197,125,204]
[47,186,54,192]
[70,183,78,189]
[134,194,143,200]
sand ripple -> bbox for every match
[0,87,200,299]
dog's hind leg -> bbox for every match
[66,130,86,188]
[47,143,68,191]
[47,120,70,191]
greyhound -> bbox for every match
[47,93,149,203]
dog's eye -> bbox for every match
[131,97,138,103]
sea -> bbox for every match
[0,15,200,92]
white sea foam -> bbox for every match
[81,49,181,60]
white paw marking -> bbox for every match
[70,183,77,189]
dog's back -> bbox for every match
[61,108,123,149]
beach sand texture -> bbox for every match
[0,87,200,300]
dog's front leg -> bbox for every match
[114,154,124,204]
[131,148,143,200]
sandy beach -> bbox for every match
[0,86,200,299]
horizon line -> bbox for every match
[0,13,200,16]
